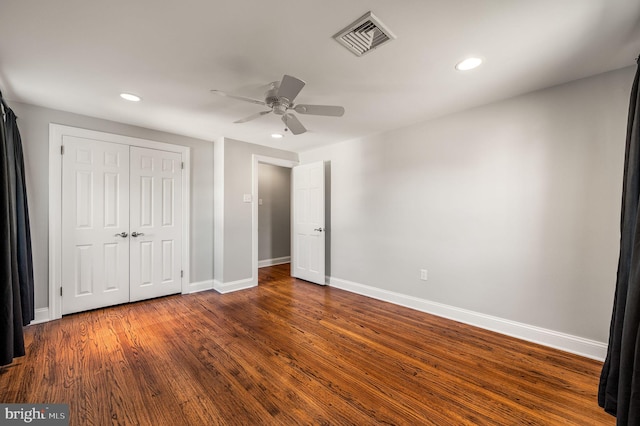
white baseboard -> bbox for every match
[30,308,51,325]
[258,256,291,268]
[30,278,216,324]
[329,276,608,361]
[213,278,257,294]
[186,279,214,294]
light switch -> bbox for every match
[243,194,252,203]
[259,198,263,205]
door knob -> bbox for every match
[131,231,145,237]
[115,232,128,238]
[314,228,324,232]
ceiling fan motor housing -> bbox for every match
[265,86,291,115]
[272,102,289,115]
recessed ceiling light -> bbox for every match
[271,133,283,139]
[120,93,142,102]
[455,57,483,71]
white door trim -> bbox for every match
[48,124,191,320]
[251,155,298,287]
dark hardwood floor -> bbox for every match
[0,264,612,425]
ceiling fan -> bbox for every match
[211,74,345,135]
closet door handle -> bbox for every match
[115,232,128,238]
[131,232,145,237]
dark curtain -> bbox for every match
[599,56,640,424]
[0,91,34,366]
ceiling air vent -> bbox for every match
[333,11,396,57]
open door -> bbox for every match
[292,161,325,284]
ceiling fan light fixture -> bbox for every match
[120,92,142,102]
[455,57,483,71]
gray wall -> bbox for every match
[215,138,297,284]
[10,101,215,310]
[258,163,291,262]
[300,66,634,343]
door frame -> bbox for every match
[251,155,298,286]
[48,124,191,320]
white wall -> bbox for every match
[10,101,215,310]
[258,163,291,263]
[300,66,634,348]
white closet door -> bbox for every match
[129,147,183,301]
[61,136,130,314]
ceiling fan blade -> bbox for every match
[293,104,345,117]
[282,113,307,135]
[233,110,271,124]
[276,75,305,103]
[210,90,266,106]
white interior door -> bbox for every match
[292,161,325,284]
[61,136,131,314]
[129,147,183,301]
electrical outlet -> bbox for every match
[420,269,428,281]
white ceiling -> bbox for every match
[1,0,639,152]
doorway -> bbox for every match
[251,155,297,285]
[251,156,327,286]
[257,163,292,268]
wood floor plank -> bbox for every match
[0,264,613,425]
